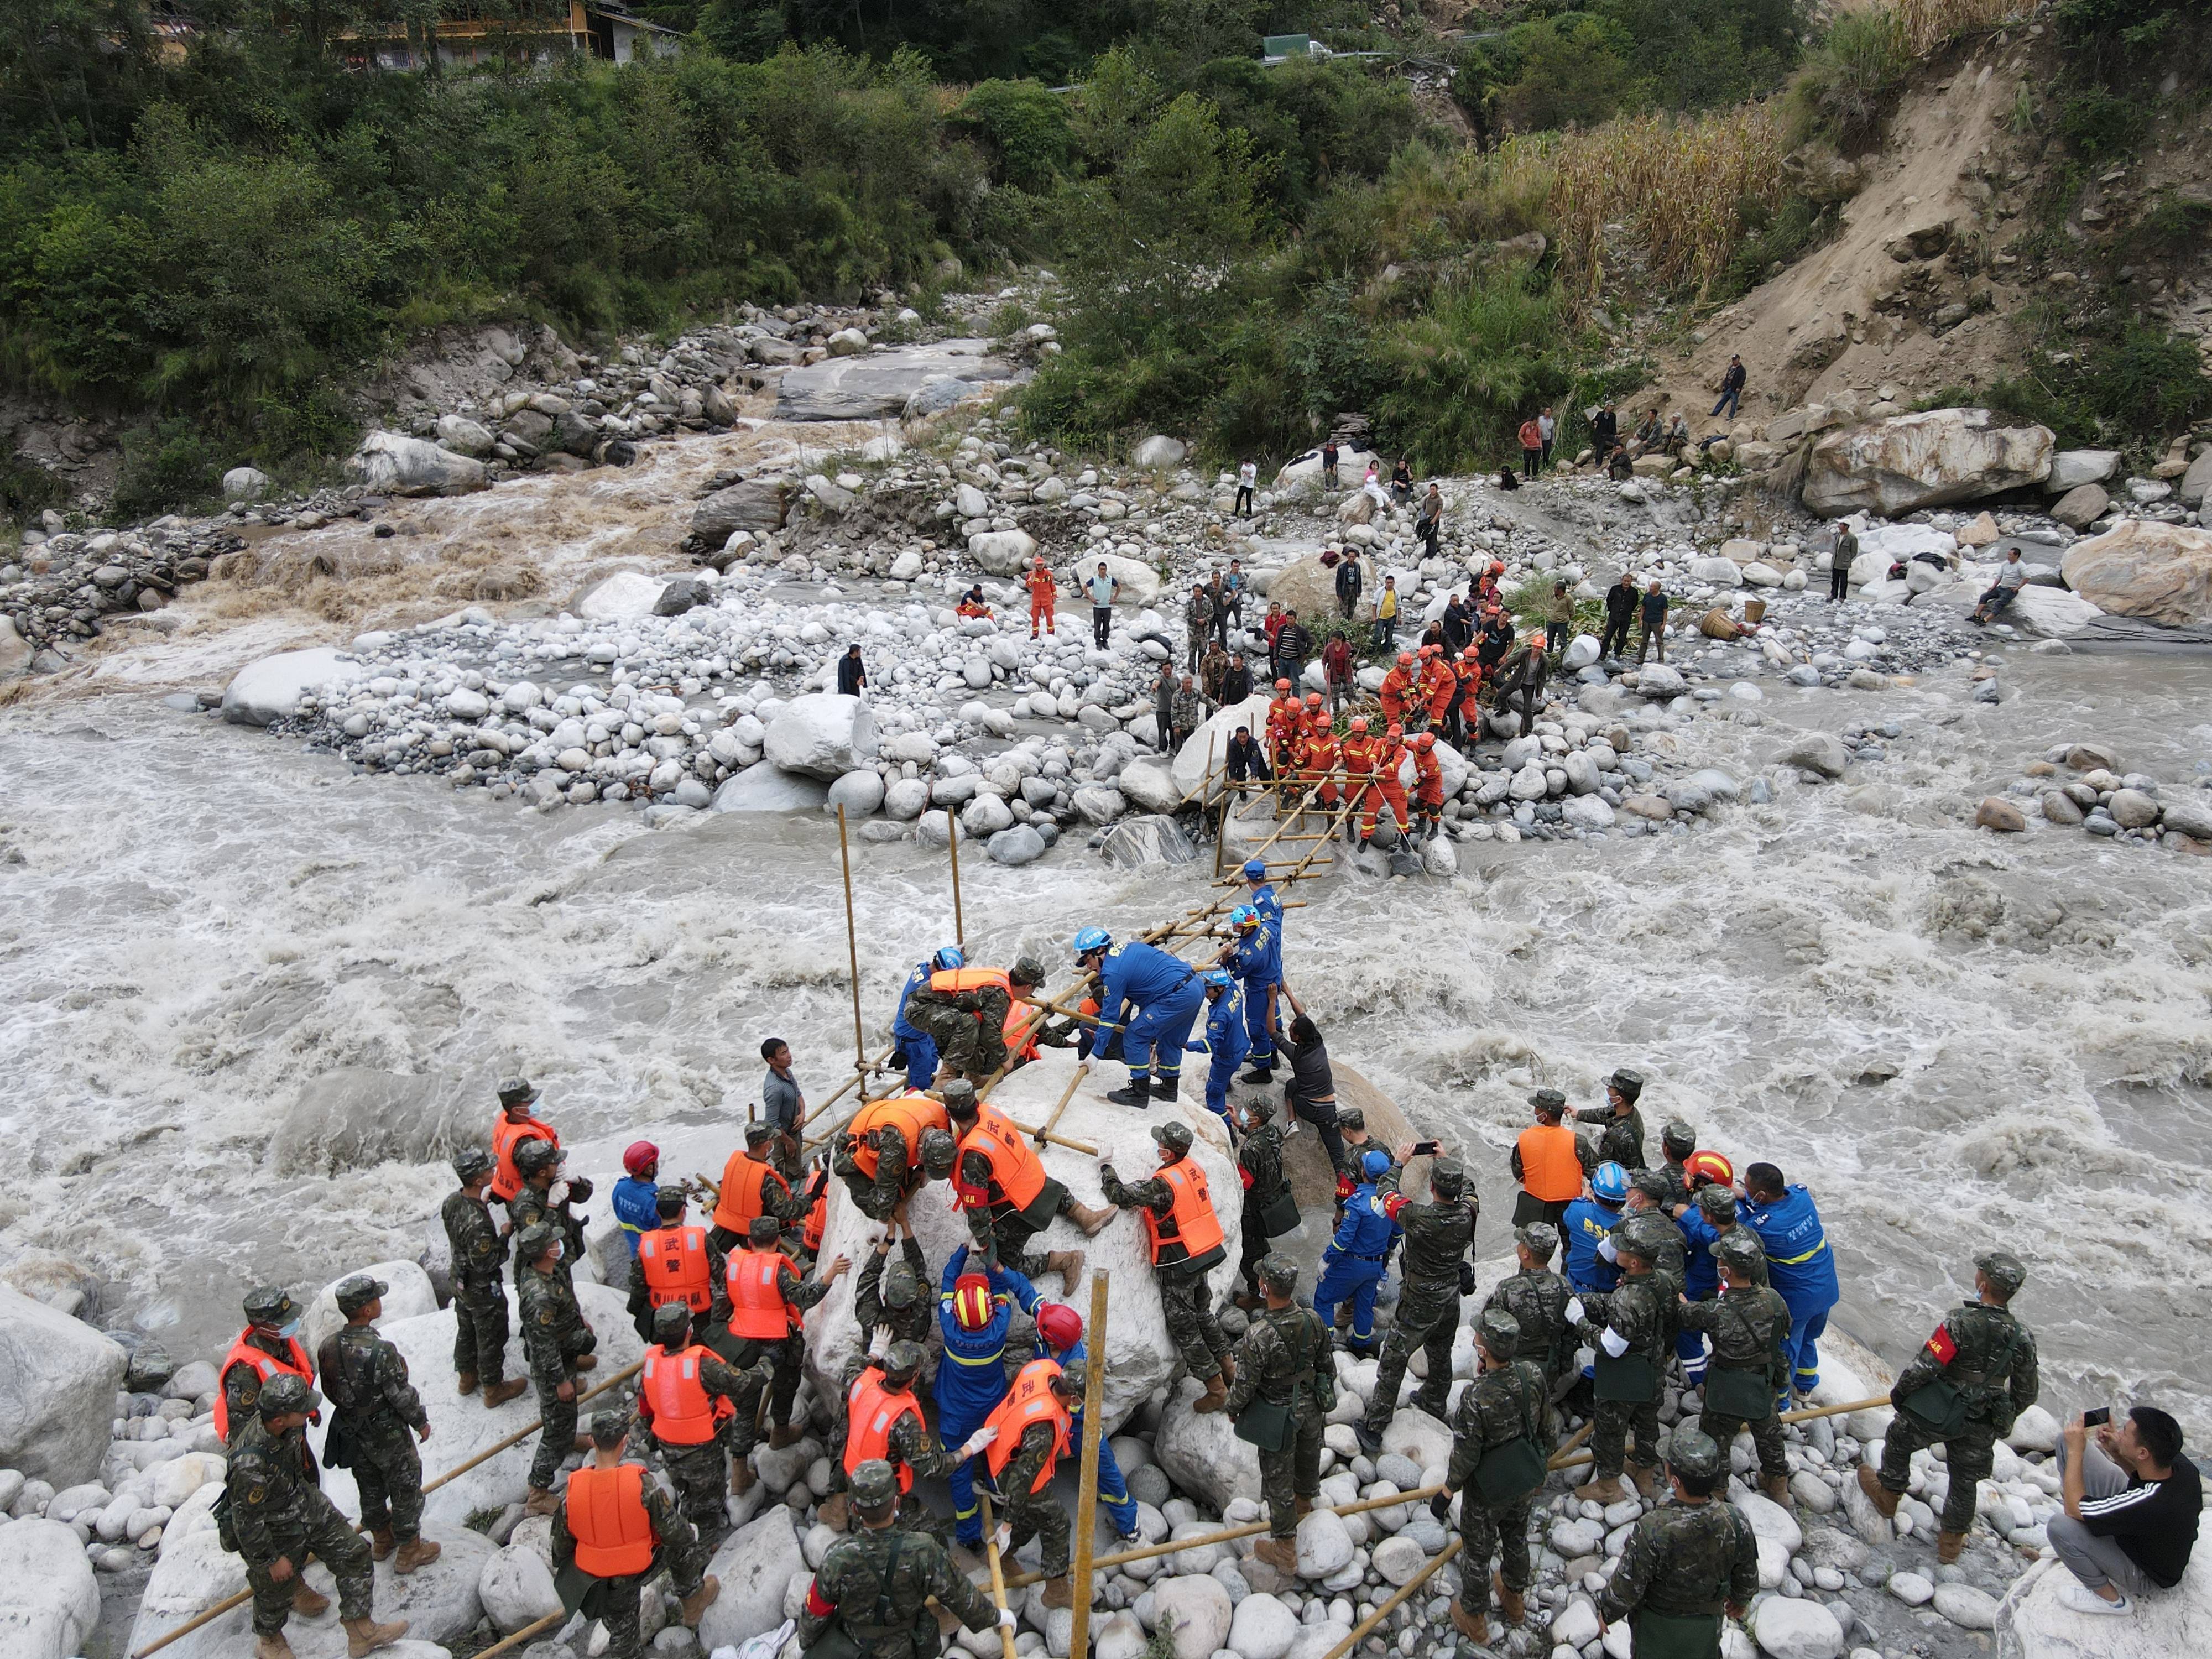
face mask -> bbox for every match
[548,1243,564,1263]
[278,1317,302,1339]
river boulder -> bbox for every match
[0,1286,128,1488]
[2059,520,2212,627]
[1172,693,1274,801]
[690,477,791,541]
[221,646,365,728]
[765,693,879,779]
[969,528,1039,576]
[1803,409,2053,515]
[2000,1553,2212,1659]
[346,429,489,496]
[697,1505,806,1653]
[0,1519,100,1659]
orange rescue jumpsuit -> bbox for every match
[1372,737,1411,834]
[1377,669,1414,727]
[1411,745,1444,832]
[1026,562,1057,636]
[1297,718,1341,811]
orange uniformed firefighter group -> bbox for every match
[1262,645,1462,842]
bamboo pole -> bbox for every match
[798,1046,898,1134]
[949,812,965,948]
[1546,1395,1892,1474]
[1547,1418,1595,1469]
[1318,1539,1463,1659]
[838,805,865,1073]
[979,1493,1020,1659]
[1068,1272,1109,1659]
[473,1611,568,1659]
[1033,1061,1091,1148]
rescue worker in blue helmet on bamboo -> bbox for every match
[892,946,964,1092]
[1313,1148,1399,1357]
[1241,860,1282,936]
[1197,969,1250,1128]
[1075,928,1206,1108]
[1563,1162,1629,1295]
[933,1241,1040,1547]
[1218,905,1284,1086]
[1738,1162,1839,1398]
[1030,1301,1140,1540]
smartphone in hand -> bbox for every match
[2083,1406,2111,1427]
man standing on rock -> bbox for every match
[629,1188,728,1346]
[1510,1089,1583,1228]
[891,945,963,1091]
[1484,1223,1574,1389]
[1028,1301,1142,1541]
[709,1120,801,1253]
[488,1076,558,1218]
[1102,1120,1237,1411]
[802,1459,1009,1655]
[1232,1092,1292,1308]
[935,1241,1042,1548]
[508,1139,580,1294]
[1219,905,1282,1087]
[1225,1253,1333,1574]
[724,1215,849,1483]
[1491,637,1548,733]
[1637,580,1668,665]
[225,1373,409,1659]
[1335,550,1363,619]
[1027,555,1058,638]
[1088,561,1120,648]
[444,1149,529,1406]
[1829,521,1857,602]
[1440,1308,1552,1645]
[1861,1248,2038,1563]
[1738,1162,1838,1399]
[1600,570,1638,662]
[1185,583,1215,674]
[1314,1147,1399,1357]
[1595,1428,1756,1657]
[1575,1068,1648,1171]
[318,1275,439,1575]
[1678,1234,1793,1503]
[217,1286,316,1449]
[1711,356,1747,422]
[842,1340,990,1537]
[1355,1156,1475,1455]
[636,1302,748,1546]
[836,643,866,696]
[1198,967,1250,1128]
[518,1220,597,1516]
[946,1080,1113,1282]
[760,1037,805,1176]
[1079,928,1207,1108]
[902,957,1046,1085]
[1572,1224,1674,1503]
[980,1355,1087,1606]
[554,1412,720,1659]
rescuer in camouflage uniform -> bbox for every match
[551,1414,719,1659]
[724,1215,850,1474]
[1597,1429,1758,1659]
[221,1287,311,1453]
[442,1147,526,1405]
[1484,1222,1574,1388]
[1355,1155,1476,1454]
[626,1189,731,1344]
[836,1120,959,1224]
[1222,1254,1334,1575]
[317,1275,438,1573]
[1574,1069,1647,1172]
[1100,1120,1236,1409]
[640,1303,754,1543]
[819,1228,935,1530]
[799,1460,1008,1659]
[518,1220,597,1514]
[1439,1308,1553,1645]
[985,1360,1086,1608]
[1678,1234,1793,1501]
[1573,1223,1674,1503]
[901,959,1046,1081]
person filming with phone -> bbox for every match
[2049,1403,2200,1616]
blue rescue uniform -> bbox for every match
[1561,1196,1625,1294]
[1673,1207,1724,1383]
[1097,942,1206,1094]
[935,1244,1040,1544]
[891,960,941,1090]
[610,1175,660,1259]
[1312,1180,1399,1350]
[1740,1185,1839,1394]
[1198,985,1251,1125]
[1223,922,1284,1071]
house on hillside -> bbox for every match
[338,1,683,68]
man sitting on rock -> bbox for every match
[2050,1404,2200,1616]
[1971,546,2030,625]
[956,585,994,620]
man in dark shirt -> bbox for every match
[1274,611,1313,690]
[1600,571,1638,662]
[2050,1405,2200,1614]
[836,646,865,697]
[1637,582,1669,665]
[1592,405,1619,460]
[1334,555,1363,620]
[1222,654,1254,705]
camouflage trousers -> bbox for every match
[1592,1389,1662,1481]
[576,1540,709,1659]
[452,1276,511,1384]
[967,1181,1076,1279]
[1877,1415,1996,1533]
[1161,1265,1231,1381]
[997,1486,1071,1578]
[1458,1495,1537,1611]
[1259,1408,1324,1538]
[1700,1408,1786,1481]
[246,1493,374,1635]
[529,1371,580,1492]
[348,1422,426,1542]
[1362,1283,1460,1436]
[905,988,1013,1079]
[723,1332,804,1455]
[654,1434,731,1537]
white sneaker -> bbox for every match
[2058,1582,2133,1616]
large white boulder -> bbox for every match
[575,569,669,620]
[347,429,489,495]
[764,693,879,779]
[222,465,270,503]
[0,1519,100,1659]
[301,1258,440,1359]
[1133,436,1188,469]
[221,646,366,728]
[1747,1595,1843,1659]
[1803,409,2054,516]
[2000,1554,2212,1659]
[1156,1375,1264,1512]
[1151,1573,1233,1659]
[698,1505,807,1655]
[1227,1590,1301,1659]
[1921,576,2103,638]
[713,765,831,813]
[969,528,1040,577]
[0,1285,128,1487]
[1294,1508,1355,1578]
[2060,520,2212,627]
[1172,695,1274,802]
[478,1539,563,1633]
[2049,448,2120,490]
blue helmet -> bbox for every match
[932,945,965,971]
[1360,1147,1391,1181]
[1202,968,1235,991]
[1229,905,1259,929]
[1073,927,1111,955]
[1592,1161,1629,1204]
[1243,859,1269,880]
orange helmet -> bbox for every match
[1413,733,1434,750]
[1396,652,1413,668]
[1275,678,1292,693]
[951,1274,995,1332]
[1385,722,1404,739]
[1304,692,1323,707]
[1489,560,1505,576]
[1349,716,1369,733]
[1684,1151,1735,1188]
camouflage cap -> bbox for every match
[743,1119,778,1146]
[333,1275,387,1316]
[589,1411,632,1449]
[1629,1170,1673,1201]
[1694,1185,1737,1220]
[1660,1120,1697,1157]
[515,1222,561,1260]
[919,1127,958,1178]
[1515,1222,1559,1260]
[1010,957,1047,988]
[497,1077,540,1108]
[1610,1224,1657,1264]
[1715,1233,1765,1274]
[452,1146,495,1182]
[1430,1156,1465,1196]
[651,1302,693,1342]
[243,1286,298,1325]
[882,1263,923,1311]
[258,1373,322,1418]
[1607,1068,1644,1100]
[514,1138,563,1177]
[1336,1107,1366,1133]
[1528,1088,1567,1115]
[1477,1307,1522,1358]
[1053,1359,1087,1395]
[849,1459,900,1512]
[748,1215,782,1246]
[1976,1249,2027,1298]
[1665,1427,1723,1481]
[883,1339,926,1380]
[1258,1254,1300,1293]
[1151,1121,1194,1155]
[941,1079,979,1117]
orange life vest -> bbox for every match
[848,1093,952,1181]
[799,1168,829,1253]
[490,1113,557,1203]
[212,1331,315,1442]
[712,1150,790,1235]
[637,1225,714,1313]
[957,1104,1048,1212]
[639,1344,732,1446]
[1516,1123,1584,1203]
[1140,1157,1225,1264]
[844,1366,927,1491]
[983,1359,1073,1492]
[566,1464,656,1577]
[724,1246,802,1340]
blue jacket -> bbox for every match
[1562,1196,1625,1293]
[1224,924,1282,989]
[1098,942,1202,1021]
[892,961,933,1042]
[1329,1183,1399,1260]
[1741,1185,1839,1311]
[1677,1207,1723,1300]
[935,1244,1041,1420]
[1247,883,1283,934]
[1202,987,1251,1070]
[611,1177,660,1258]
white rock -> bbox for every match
[1634,664,1687,699]
[576,570,669,620]
[221,465,270,503]
[1227,1592,1299,1659]
[1550,1517,1604,1557]
[0,1519,100,1659]
[1886,1572,1933,1605]
[969,528,1041,577]
[1119,757,1182,814]
[478,1538,563,1632]
[1171,695,1274,803]
[1804,408,2053,516]
[302,1259,439,1358]
[1738,1490,1803,1555]
[1150,1574,1233,1659]
[1294,1510,1354,1578]
[220,646,366,728]
[0,1286,128,1487]
[698,1506,805,1653]
[1094,1610,1148,1659]
[2007,1404,2061,1453]
[148,1453,225,1511]
[884,778,931,820]
[713,764,831,813]
[1932,1582,1999,1629]
[2002,1553,2212,1659]
[961,792,1014,836]
[1561,634,1601,670]
[1689,558,1745,587]
[1550,1598,1601,1648]
[2049,448,2121,489]
[827,769,887,817]
[1369,1535,1426,1586]
[347,428,489,495]
[1134,436,1188,469]
[1747,1597,1843,1659]
[764,693,879,779]
[435,414,496,456]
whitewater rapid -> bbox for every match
[4,650,2211,1434]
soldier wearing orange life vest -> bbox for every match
[554,1413,720,1658]
[637,1303,750,1545]
[980,1357,1085,1608]
[628,1190,728,1345]
[1100,1120,1237,1411]
[900,958,1046,1083]
[1340,715,1382,845]
[724,1216,851,1485]
[487,1076,557,1211]
[708,1120,801,1253]
[217,1286,317,1452]
[945,1080,1114,1287]
[1409,731,1446,840]
[834,1091,959,1223]
[1378,651,1417,725]
[841,1339,994,1537]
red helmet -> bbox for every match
[1684,1151,1735,1188]
[1413,733,1434,750]
[1396,651,1413,668]
[952,1274,995,1332]
[1275,678,1292,693]
[1036,1303,1083,1350]
[1349,716,1369,733]
[1385,722,1404,739]
[623,1141,660,1177]
[1489,560,1505,576]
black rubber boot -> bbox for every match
[1108,1076,1152,1108]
